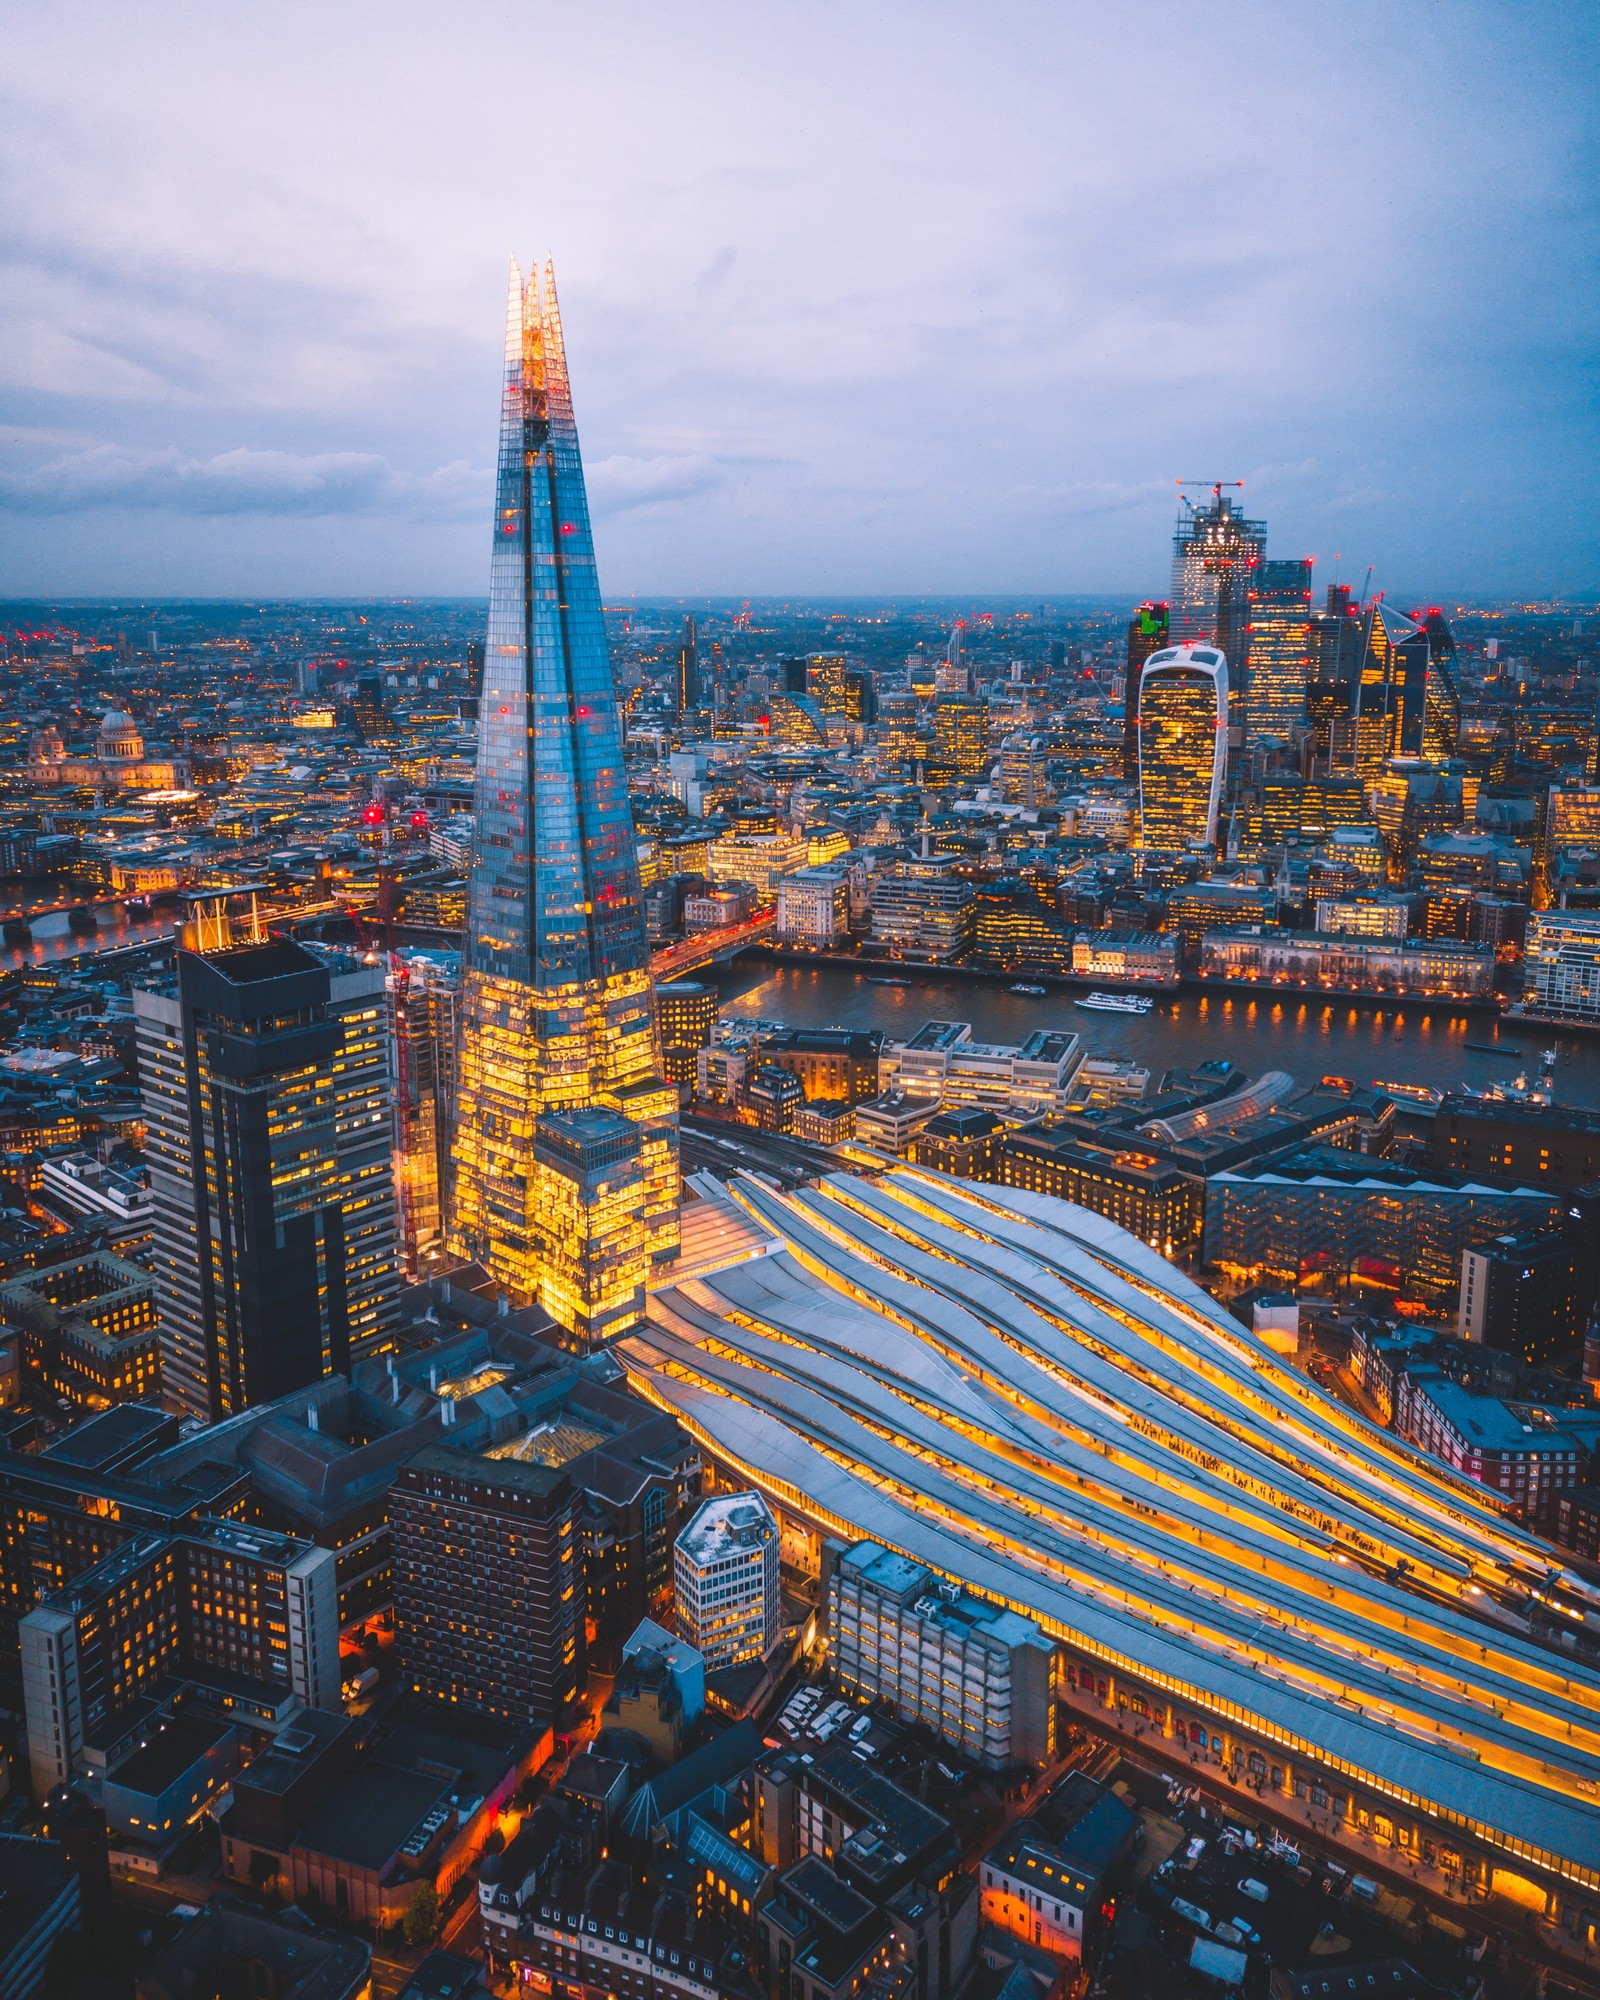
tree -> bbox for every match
[402,1882,439,1948]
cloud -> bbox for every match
[0,443,487,518]
[586,452,726,514]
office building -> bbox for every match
[1244,558,1314,746]
[21,1519,340,1790]
[1349,603,1430,773]
[868,854,975,963]
[628,1169,1600,1916]
[806,653,850,716]
[1136,644,1228,850]
[829,1540,1055,1769]
[1203,1144,1588,1298]
[0,1250,160,1410]
[1458,1226,1590,1365]
[390,951,459,1279]
[880,1018,1083,1122]
[655,980,718,1089]
[531,1109,651,1347]
[994,1127,1203,1258]
[753,1027,882,1105]
[450,260,679,1333]
[673,1492,779,1668]
[1523,908,1600,1025]
[133,939,400,1422]
[1197,928,1494,999]
[776,865,850,946]
[1431,1095,1600,1189]
[676,614,699,712]
[1169,487,1265,670]
[1122,601,1169,782]
[931,697,989,779]
[391,1444,585,1724]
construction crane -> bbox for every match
[1176,478,1244,516]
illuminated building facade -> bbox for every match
[1244,558,1313,746]
[1349,603,1430,774]
[389,951,459,1279]
[655,980,718,1089]
[673,1492,779,1668]
[450,260,679,1334]
[1418,607,1463,762]
[1523,908,1600,1025]
[1136,644,1228,851]
[1169,490,1265,670]
[133,941,400,1423]
[933,697,990,778]
[621,1169,1600,1914]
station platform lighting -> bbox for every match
[618,1166,1600,1905]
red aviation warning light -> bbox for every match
[362,804,385,826]
[410,810,429,829]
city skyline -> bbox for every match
[2,3,1596,600]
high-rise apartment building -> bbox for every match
[133,940,400,1423]
[1136,644,1228,851]
[676,615,699,713]
[1244,558,1314,746]
[672,1492,779,1668]
[1170,488,1265,676]
[449,260,679,1340]
[1122,601,1169,782]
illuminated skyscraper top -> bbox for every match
[1171,484,1266,674]
[469,259,648,990]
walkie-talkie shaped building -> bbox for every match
[450,260,679,1343]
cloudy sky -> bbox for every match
[1,1,1595,601]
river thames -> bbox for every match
[715,959,1600,1110]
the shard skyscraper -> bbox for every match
[449,260,679,1345]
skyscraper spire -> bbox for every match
[450,258,679,1343]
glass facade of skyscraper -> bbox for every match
[1244,558,1313,746]
[450,260,678,1335]
[1350,602,1430,774]
[1137,645,1228,851]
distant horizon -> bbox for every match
[3,589,1596,619]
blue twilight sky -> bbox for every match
[1,0,1596,603]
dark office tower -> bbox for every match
[1245,559,1314,748]
[1312,583,1365,684]
[1417,607,1462,762]
[133,941,400,1422]
[351,672,387,738]
[449,260,678,1337]
[1349,602,1431,774]
[1123,601,1170,782]
[466,638,486,694]
[1137,643,1228,851]
[391,1447,584,1724]
[1048,639,1066,674]
[843,669,877,724]
[676,614,699,713]
[781,655,809,696]
[1170,487,1266,677]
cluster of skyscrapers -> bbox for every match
[1129,484,1462,859]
